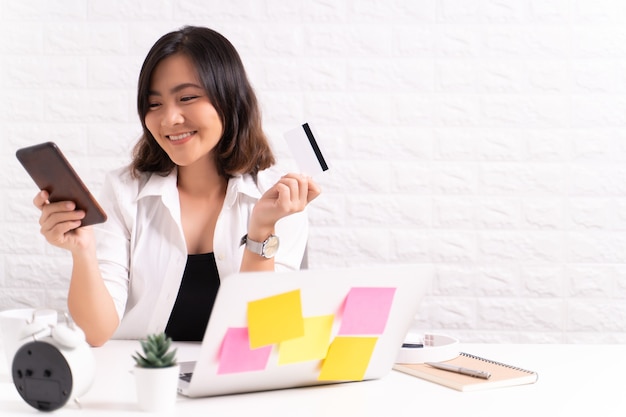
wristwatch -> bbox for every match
[240,234,280,259]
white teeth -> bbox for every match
[168,132,193,141]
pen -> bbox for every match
[425,362,491,379]
[401,343,423,348]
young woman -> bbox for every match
[33,26,320,346]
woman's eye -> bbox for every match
[148,102,161,109]
[181,96,199,102]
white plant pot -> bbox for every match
[134,364,180,412]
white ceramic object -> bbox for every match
[134,364,180,412]
[0,308,58,368]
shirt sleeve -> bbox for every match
[92,168,134,322]
[274,209,310,272]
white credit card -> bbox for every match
[283,123,329,177]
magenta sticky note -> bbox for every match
[217,327,272,374]
[338,287,396,335]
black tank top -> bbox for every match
[164,252,221,341]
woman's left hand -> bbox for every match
[248,173,321,238]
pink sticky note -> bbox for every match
[217,327,272,374]
[338,287,396,335]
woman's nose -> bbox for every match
[161,104,184,127]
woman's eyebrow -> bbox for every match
[148,83,204,96]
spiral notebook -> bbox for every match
[393,352,538,392]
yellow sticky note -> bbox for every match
[247,289,305,348]
[278,315,334,365]
[318,336,378,381]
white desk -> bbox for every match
[0,341,624,416]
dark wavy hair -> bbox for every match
[131,26,275,178]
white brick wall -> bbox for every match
[2,0,626,343]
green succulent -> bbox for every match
[132,332,178,368]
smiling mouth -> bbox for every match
[167,131,195,141]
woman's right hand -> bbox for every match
[34,190,95,252]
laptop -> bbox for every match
[177,263,432,398]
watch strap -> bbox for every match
[240,234,264,256]
[240,234,280,258]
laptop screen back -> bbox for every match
[181,264,432,398]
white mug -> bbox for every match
[0,308,58,369]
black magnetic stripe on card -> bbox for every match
[302,123,329,171]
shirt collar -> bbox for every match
[224,174,262,208]
[136,168,262,208]
[136,169,178,201]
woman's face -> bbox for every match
[144,53,223,168]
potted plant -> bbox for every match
[132,332,179,412]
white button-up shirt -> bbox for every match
[93,166,308,339]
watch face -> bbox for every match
[263,235,279,258]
